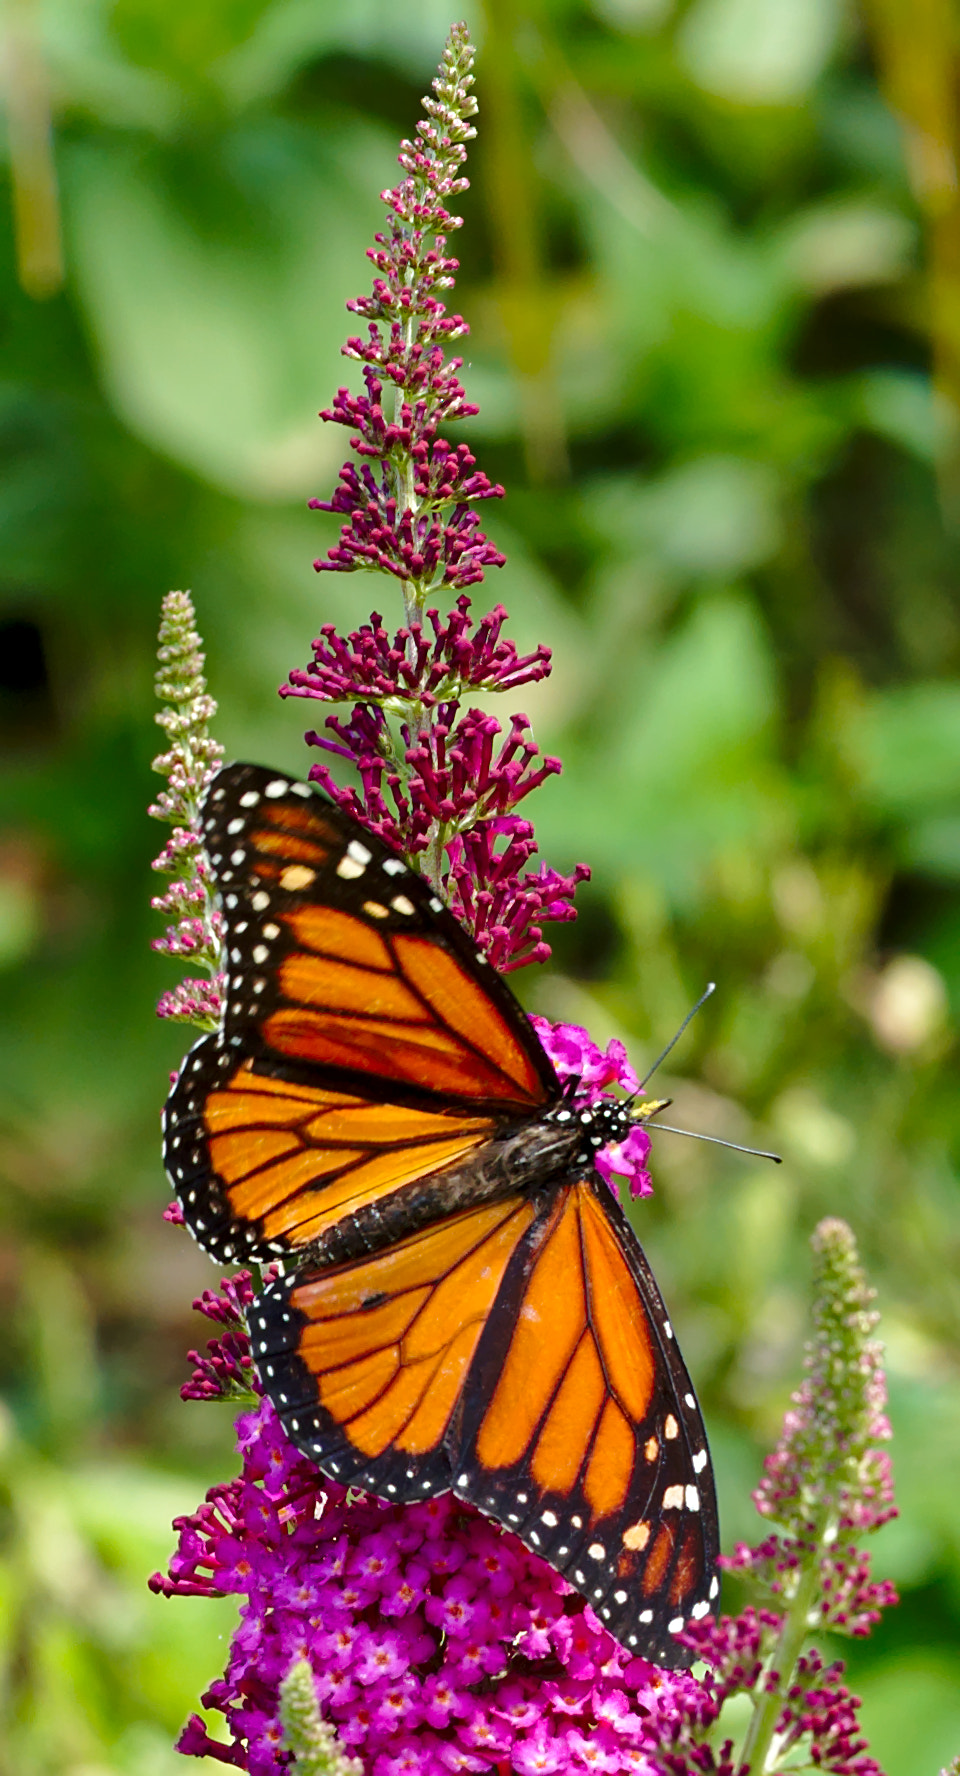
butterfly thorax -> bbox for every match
[543,1093,641,1166]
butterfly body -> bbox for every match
[163,763,720,1663]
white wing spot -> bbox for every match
[664,1320,673,1339]
[692,1600,710,1619]
[664,1414,679,1440]
[337,856,366,880]
[363,900,389,919]
[588,1542,605,1560]
[693,1449,708,1473]
[263,923,280,939]
[428,896,443,912]
[391,895,416,916]
[230,849,245,865]
[663,1485,684,1510]
[685,1486,700,1512]
[280,865,316,892]
[639,1609,653,1624]
[710,1577,720,1599]
[383,858,407,876]
[684,1393,696,1410]
[541,1510,558,1527]
[252,891,270,911]
[239,791,260,807]
[614,1589,627,1604]
[348,840,372,865]
[253,946,269,965]
[265,780,288,798]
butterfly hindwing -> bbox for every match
[455,1178,719,1662]
[249,1194,539,1501]
[248,1179,718,1664]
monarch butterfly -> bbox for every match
[163,761,719,1664]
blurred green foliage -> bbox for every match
[1,1,959,1771]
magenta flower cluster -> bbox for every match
[155,1393,722,1776]
[286,601,551,707]
[280,25,586,970]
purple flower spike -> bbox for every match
[676,1220,899,1776]
[281,25,587,967]
[307,25,499,600]
[722,1216,898,1638]
[149,592,225,1029]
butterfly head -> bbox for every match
[546,1091,663,1200]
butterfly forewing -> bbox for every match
[249,1194,539,1501]
[164,763,557,1262]
[454,1179,719,1661]
[204,764,556,1110]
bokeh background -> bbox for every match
[2,0,960,1770]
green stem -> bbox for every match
[736,1517,836,1774]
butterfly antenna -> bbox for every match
[649,1120,781,1164]
[638,982,716,1091]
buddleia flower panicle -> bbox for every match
[152,1393,714,1774]
[679,1218,899,1776]
[721,1215,897,1637]
[149,590,225,1028]
[281,22,587,969]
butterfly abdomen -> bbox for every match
[290,1117,584,1267]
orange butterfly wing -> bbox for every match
[250,1177,719,1664]
[164,764,558,1263]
